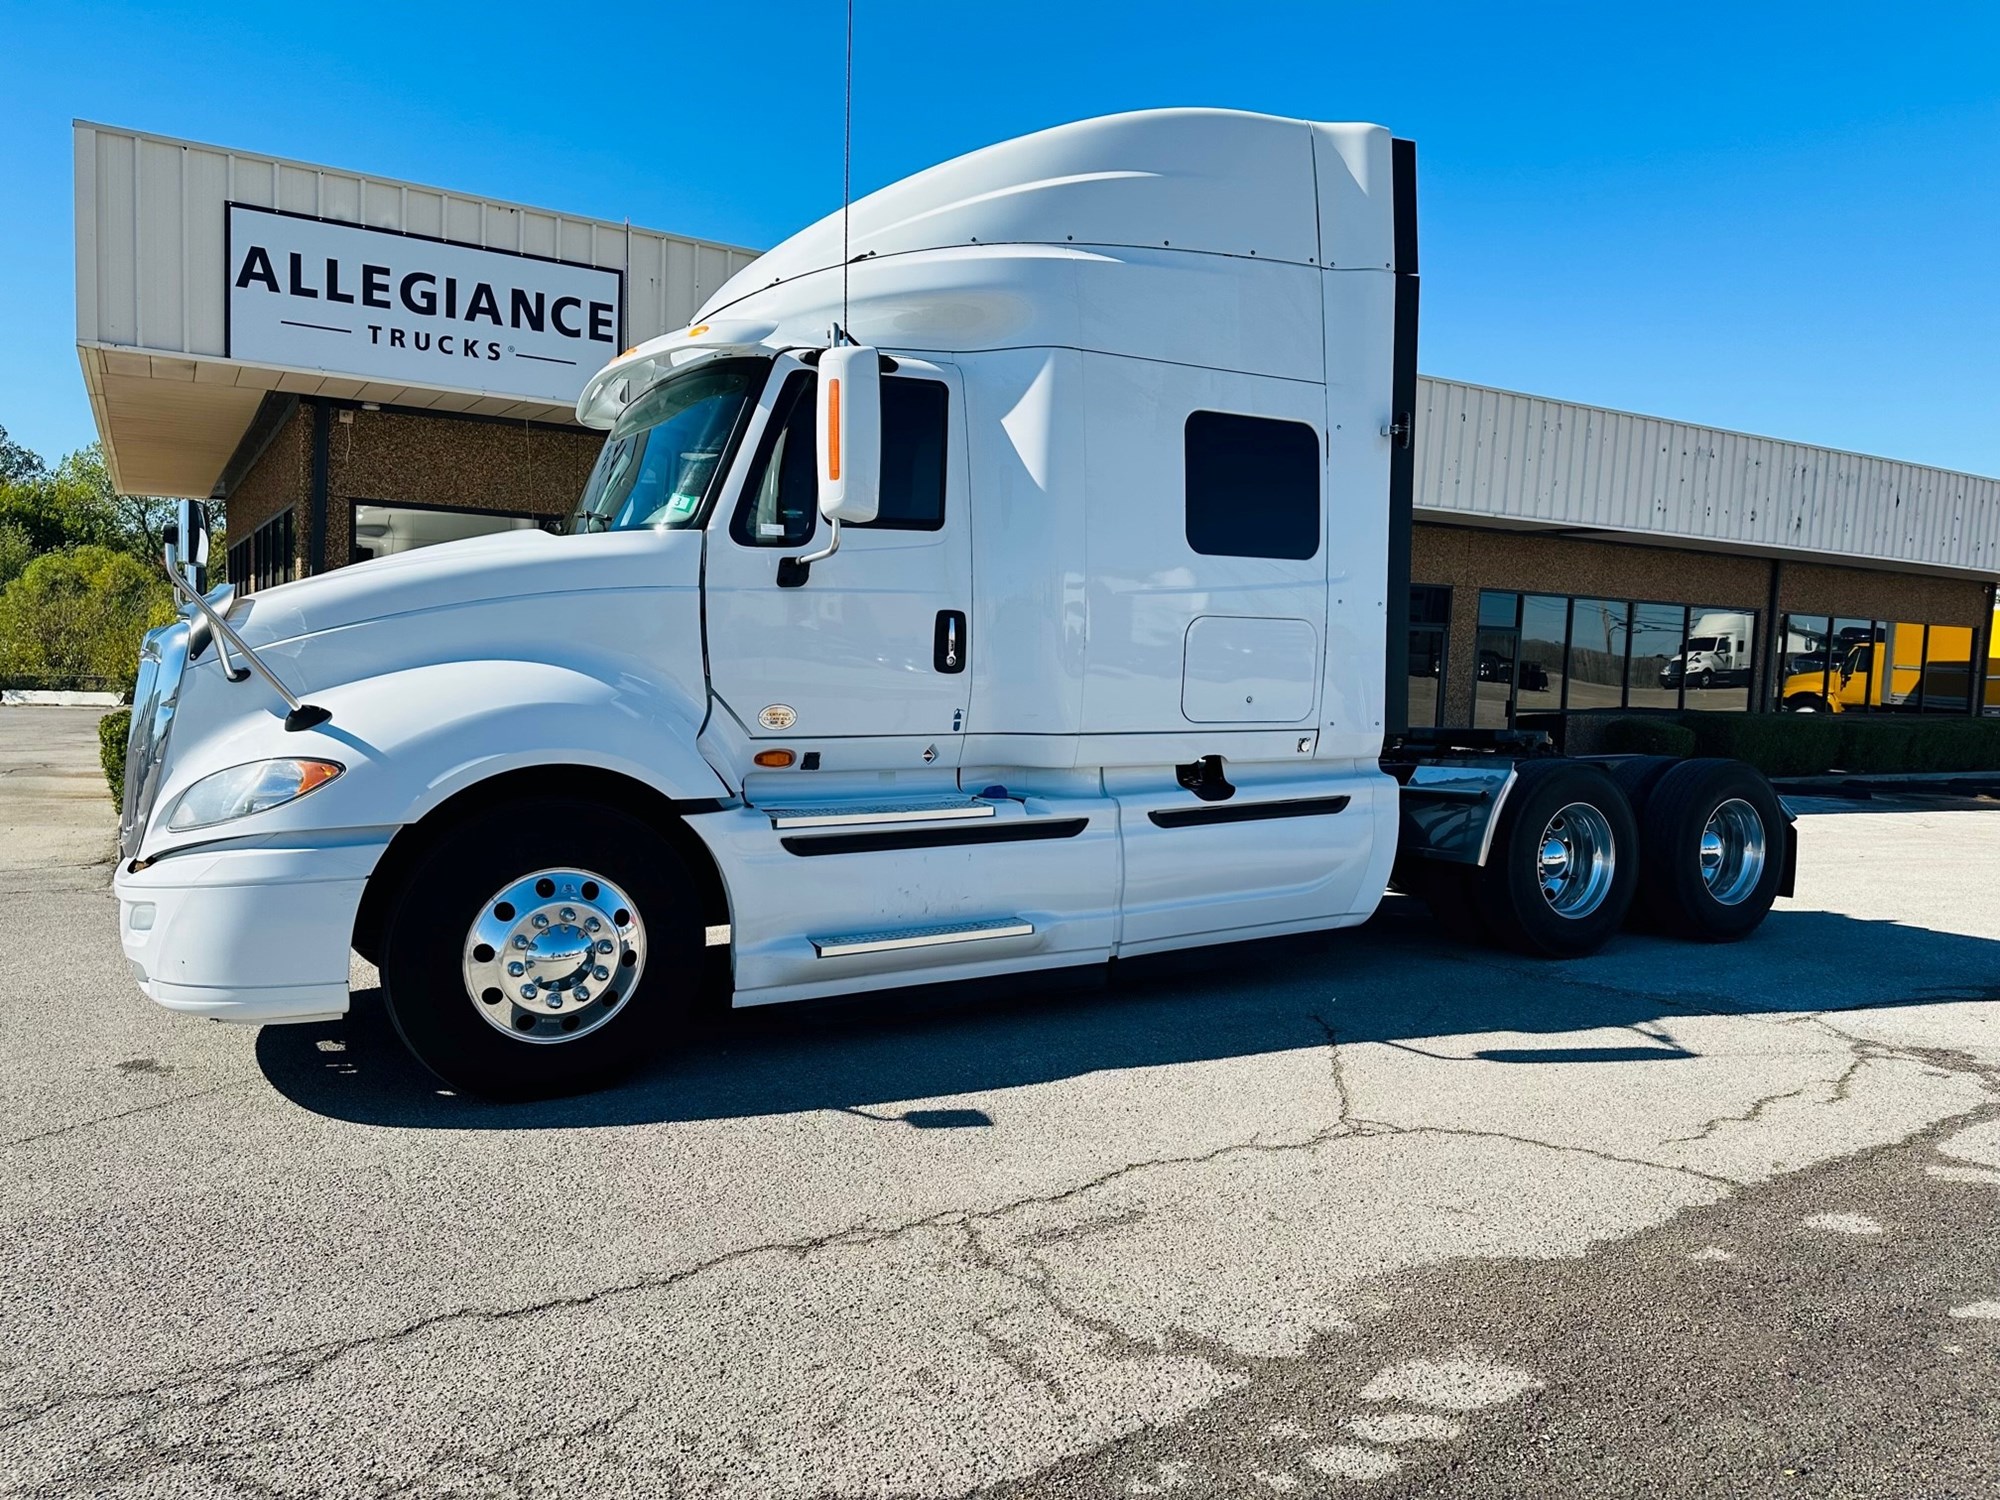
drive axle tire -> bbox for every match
[1476,760,1638,958]
[379,798,700,1099]
[1636,759,1784,942]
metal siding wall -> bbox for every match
[75,122,752,365]
[1415,376,2000,576]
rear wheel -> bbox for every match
[1475,760,1638,958]
[379,798,700,1098]
[1635,759,1784,942]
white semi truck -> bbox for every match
[116,111,1793,1096]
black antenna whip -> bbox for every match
[841,0,853,343]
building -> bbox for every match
[71,122,756,589]
[73,122,2000,728]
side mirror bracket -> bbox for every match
[777,516,840,589]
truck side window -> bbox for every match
[1184,410,1320,560]
[732,372,950,546]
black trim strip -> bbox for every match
[1148,795,1351,829]
[1392,137,1420,276]
[781,817,1088,857]
[1383,136,1421,741]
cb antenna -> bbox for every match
[840,0,853,344]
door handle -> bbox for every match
[934,610,967,674]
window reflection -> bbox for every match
[1830,617,1880,712]
[1518,594,1567,710]
[1474,590,1517,729]
[1406,585,1451,729]
[1626,604,1687,711]
[1566,599,1628,713]
[1678,606,1755,711]
[1776,614,1832,711]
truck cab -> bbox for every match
[115,110,1790,1097]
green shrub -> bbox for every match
[1597,716,1697,758]
[1678,711,1842,777]
[99,708,130,802]
[1670,710,2000,778]
[1834,715,2000,774]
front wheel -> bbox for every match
[379,798,701,1098]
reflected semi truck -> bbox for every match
[1661,612,1754,692]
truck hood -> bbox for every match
[229,527,700,648]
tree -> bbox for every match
[0,425,44,485]
[0,439,201,564]
[0,545,175,694]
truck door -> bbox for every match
[702,355,973,765]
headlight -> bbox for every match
[165,759,343,831]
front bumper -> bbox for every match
[116,833,388,1025]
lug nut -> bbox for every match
[574,986,589,1003]
[593,966,609,981]
[513,934,530,950]
[507,961,525,977]
[559,907,576,922]
[547,992,564,1008]
[584,917,601,933]
[597,939,614,954]
[533,914,550,929]
[520,984,538,1000]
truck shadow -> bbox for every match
[255,896,2000,1131]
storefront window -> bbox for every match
[228,510,296,594]
[1406,585,1450,729]
[1517,594,1568,713]
[1681,605,1755,712]
[1566,598,1628,713]
[1448,590,1761,727]
[1775,614,1832,711]
[350,502,540,562]
[1915,622,1979,713]
[1474,590,1518,729]
[1626,603,1687,711]
[1830,617,1880,712]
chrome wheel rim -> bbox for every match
[1537,802,1616,919]
[1699,798,1766,906]
[461,868,646,1046]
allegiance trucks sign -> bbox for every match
[225,204,623,405]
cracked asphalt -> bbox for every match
[4,707,1999,1498]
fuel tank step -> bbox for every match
[810,917,1034,958]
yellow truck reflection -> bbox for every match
[1781,615,2000,713]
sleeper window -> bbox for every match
[733,372,950,546]
[1184,410,1321,560]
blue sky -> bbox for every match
[2,1,1997,477]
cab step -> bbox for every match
[810,917,1034,958]
[762,797,996,829]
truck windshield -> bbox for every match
[1684,637,1719,653]
[571,357,766,532]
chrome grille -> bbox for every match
[118,620,189,860]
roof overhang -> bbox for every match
[80,344,579,498]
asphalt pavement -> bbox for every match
[2,706,1997,1498]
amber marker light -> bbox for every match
[826,378,842,480]
[753,749,797,768]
